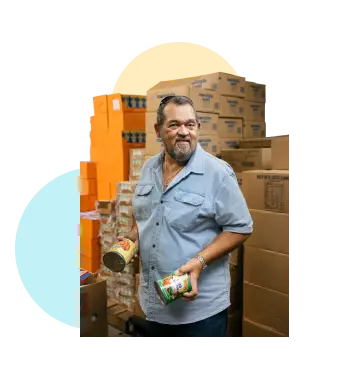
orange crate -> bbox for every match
[80,194,91,212]
[80,237,100,259]
[80,162,97,179]
[80,254,100,273]
[79,178,97,195]
[80,218,100,239]
[97,181,111,200]
[93,95,108,117]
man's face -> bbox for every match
[155,103,200,163]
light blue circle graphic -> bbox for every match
[15,169,80,328]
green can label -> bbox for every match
[155,273,192,305]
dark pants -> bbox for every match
[146,309,228,337]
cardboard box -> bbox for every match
[145,133,163,155]
[246,210,289,255]
[159,72,246,97]
[80,194,91,212]
[245,81,266,103]
[242,170,289,213]
[219,96,244,118]
[271,135,289,170]
[219,137,239,151]
[242,318,286,337]
[198,135,219,156]
[96,181,111,201]
[219,73,245,97]
[198,113,218,135]
[93,95,108,117]
[80,161,97,179]
[221,148,272,172]
[238,137,272,149]
[80,254,100,273]
[80,277,108,337]
[244,246,289,294]
[79,178,97,196]
[80,236,100,260]
[147,78,219,113]
[192,72,245,97]
[80,218,100,239]
[146,112,157,135]
[242,121,266,139]
[244,101,265,121]
[218,118,243,137]
[243,282,289,336]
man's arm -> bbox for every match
[200,168,253,265]
[198,231,250,266]
[175,169,253,301]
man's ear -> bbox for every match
[155,123,161,138]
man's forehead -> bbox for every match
[164,103,196,120]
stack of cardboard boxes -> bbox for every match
[145,73,257,158]
[242,135,289,336]
[243,82,266,139]
[90,94,146,200]
[80,161,98,211]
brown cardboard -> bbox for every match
[242,121,266,139]
[245,81,266,103]
[147,78,219,113]
[238,137,272,149]
[80,277,108,337]
[198,135,219,156]
[242,318,286,337]
[219,137,239,151]
[191,72,245,97]
[145,133,163,155]
[198,113,218,135]
[218,118,243,137]
[221,148,272,172]
[218,73,245,97]
[244,101,265,121]
[220,96,245,118]
[271,135,289,170]
[242,170,289,213]
[243,282,289,335]
[246,210,289,255]
[146,112,157,135]
[244,246,289,294]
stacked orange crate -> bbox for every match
[80,161,97,211]
[80,217,101,273]
[90,94,146,201]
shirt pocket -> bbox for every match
[132,183,155,221]
[164,189,205,231]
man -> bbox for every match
[121,95,253,337]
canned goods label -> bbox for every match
[102,238,136,273]
[155,273,192,305]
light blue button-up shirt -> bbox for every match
[133,144,253,325]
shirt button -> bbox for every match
[151,266,155,270]
[160,200,163,204]
[152,244,155,248]
[156,222,159,226]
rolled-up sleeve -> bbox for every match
[213,171,253,234]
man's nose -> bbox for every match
[177,124,190,136]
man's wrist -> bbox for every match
[196,254,207,270]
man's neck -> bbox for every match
[164,153,184,172]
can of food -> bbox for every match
[154,273,192,305]
[102,238,136,273]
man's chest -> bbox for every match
[132,170,213,232]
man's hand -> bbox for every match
[174,258,203,301]
[117,229,139,263]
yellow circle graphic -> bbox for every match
[113,42,238,95]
